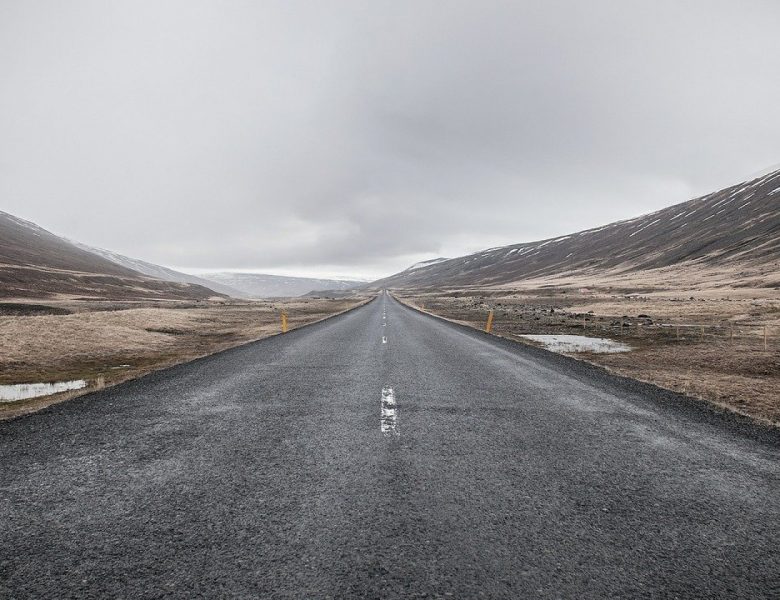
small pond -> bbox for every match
[520,334,632,354]
[0,380,88,402]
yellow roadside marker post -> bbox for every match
[485,309,494,334]
[281,311,288,333]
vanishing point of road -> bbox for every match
[1,293,778,598]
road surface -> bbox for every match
[1,292,778,598]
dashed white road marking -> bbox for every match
[380,387,398,435]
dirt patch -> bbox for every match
[0,302,72,316]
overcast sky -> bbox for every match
[1,1,779,279]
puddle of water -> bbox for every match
[381,387,398,436]
[520,334,631,354]
[0,380,88,402]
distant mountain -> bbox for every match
[0,211,224,301]
[200,272,363,298]
[73,243,245,298]
[370,168,780,290]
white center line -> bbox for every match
[380,387,398,436]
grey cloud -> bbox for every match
[1,0,779,279]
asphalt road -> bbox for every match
[1,292,778,598]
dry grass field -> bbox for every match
[0,296,368,419]
[398,286,780,425]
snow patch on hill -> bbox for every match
[405,258,451,272]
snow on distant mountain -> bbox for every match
[72,243,244,298]
[404,258,450,272]
[200,272,364,298]
[73,243,364,299]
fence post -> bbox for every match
[765,325,769,352]
[700,324,705,341]
[485,310,494,333]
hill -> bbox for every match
[0,211,223,301]
[72,243,245,298]
[200,272,363,298]
[370,169,780,290]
